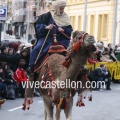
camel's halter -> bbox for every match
[62,32,88,68]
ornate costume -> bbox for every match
[28,0,73,70]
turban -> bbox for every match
[46,0,70,27]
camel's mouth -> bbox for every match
[84,35,95,47]
[86,44,96,52]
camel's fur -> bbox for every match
[25,31,95,120]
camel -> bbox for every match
[24,31,95,120]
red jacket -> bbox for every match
[13,68,28,84]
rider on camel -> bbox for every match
[27,0,73,75]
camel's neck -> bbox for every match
[67,52,87,81]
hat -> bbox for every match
[117,47,120,51]
[96,42,102,47]
[23,43,33,49]
[20,49,28,54]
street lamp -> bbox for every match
[119,9,120,45]
[83,0,87,32]
[26,0,39,42]
[26,1,30,42]
[112,0,118,47]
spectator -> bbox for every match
[13,61,28,97]
[117,46,120,51]
[96,42,104,53]
[100,48,113,62]
[102,68,111,90]
[0,66,7,99]
[114,45,118,51]
[109,48,118,62]
[8,47,15,55]
[20,49,30,70]
[107,43,112,53]
[95,42,103,61]
[9,26,13,36]
[88,64,111,90]
[0,62,17,99]
[1,62,16,84]
[0,46,20,72]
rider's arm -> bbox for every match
[36,24,48,33]
[61,25,73,36]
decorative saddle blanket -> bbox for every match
[34,43,66,72]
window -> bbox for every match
[70,16,76,30]
[86,15,88,32]
[90,15,95,35]
[97,14,108,40]
[77,16,82,30]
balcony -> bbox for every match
[30,16,37,23]
[31,2,37,11]
[7,7,12,14]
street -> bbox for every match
[0,83,120,120]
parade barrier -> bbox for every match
[85,62,120,81]
[85,63,95,73]
[95,62,116,78]
[114,63,120,80]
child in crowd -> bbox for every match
[13,61,28,97]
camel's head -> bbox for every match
[70,31,96,53]
[62,31,96,68]
[72,31,95,47]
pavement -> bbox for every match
[0,83,120,120]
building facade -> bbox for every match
[116,0,120,45]
[66,0,119,46]
[12,0,46,41]
[0,0,12,33]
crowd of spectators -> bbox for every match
[0,39,120,106]
[87,41,120,91]
[0,40,40,106]
[87,41,120,64]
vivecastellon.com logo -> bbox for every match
[21,79,106,89]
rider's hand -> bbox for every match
[45,24,55,30]
[58,27,64,32]
[2,79,5,82]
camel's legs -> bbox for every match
[64,97,73,120]
[43,97,54,120]
[44,108,47,120]
[55,106,61,120]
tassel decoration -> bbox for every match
[60,98,66,109]
[62,56,71,68]
[72,41,82,52]
[22,103,26,110]
[22,98,33,111]
[81,102,85,106]
[48,89,52,97]
[76,100,85,107]
[76,94,85,107]
[57,98,66,110]
[48,69,54,82]
[88,95,92,101]
[62,59,70,68]
[58,98,63,109]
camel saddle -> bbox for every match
[34,43,66,72]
